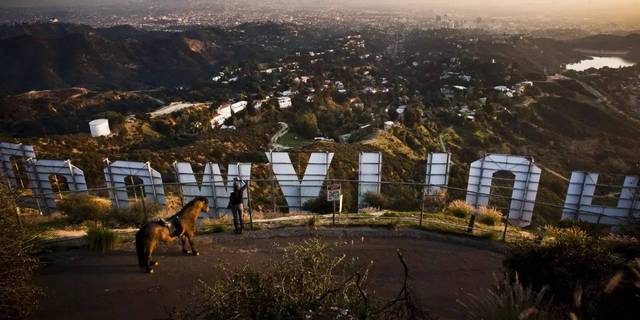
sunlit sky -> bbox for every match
[2,0,639,24]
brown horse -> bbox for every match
[135,197,209,273]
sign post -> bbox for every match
[327,184,341,225]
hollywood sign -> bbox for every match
[1,142,638,227]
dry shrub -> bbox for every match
[459,274,558,320]
[360,206,381,214]
[307,215,320,230]
[200,215,233,233]
[107,200,163,227]
[423,189,448,213]
[170,239,432,320]
[445,200,473,218]
[0,184,41,319]
[477,207,503,226]
[57,194,111,224]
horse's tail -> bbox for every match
[135,228,146,268]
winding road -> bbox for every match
[269,121,290,151]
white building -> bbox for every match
[383,121,395,130]
[89,119,110,137]
[149,101,203,118]
[230,101,247,113]
[494,85,516,98]
[210,101,247,128]
[278,97,292,109]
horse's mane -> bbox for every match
[173,196,208,217]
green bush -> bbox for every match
[445,200,473,218]
[363,191,389,209]
[293,112,319,138]
[301,193,333,214]
[58,194,111,224]
[504,226,640,319]
[85,225,118,253]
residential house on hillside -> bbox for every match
[210,101,247,127]
[278,97,292,109]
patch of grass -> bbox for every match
[387,219,401,230]
[31,215,76,232]
[210,224,227,233]
[477,207,503,226]
[249,223,264,231]
[58,194,111,224]
[445,200,473,218]
[200,221,233,233]
[277,131,313,148]
[477,231,501,241]
[382,211,418,218]
[85,225,118,253]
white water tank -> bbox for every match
[89,119,111,137]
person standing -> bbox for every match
[229,177,247,234]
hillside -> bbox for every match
[570,33,640,60]
[0,23,316,93]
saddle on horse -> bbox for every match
[158,216,183,237]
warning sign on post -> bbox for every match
[327,184,341,202]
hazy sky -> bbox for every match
[2,0,639,23]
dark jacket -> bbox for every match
[229,180,247,206]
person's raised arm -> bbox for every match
[238,177,248,192]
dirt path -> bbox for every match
[36,229,503,320]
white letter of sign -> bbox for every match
[358,152,382,209]
[465,154,541,227]
[0,142,36,189]
[562,172,639,226]
[26,159,88,213]
[425,153,451,196]
[173,162,251,216]
[103,159,166,208]
[266,151,333,211]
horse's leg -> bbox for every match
[186,232,199,256]
[145,240,158,274]
[180,235,190,255]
